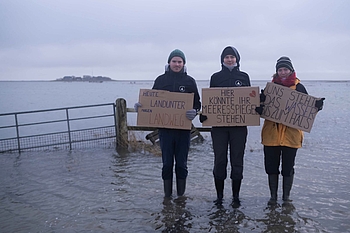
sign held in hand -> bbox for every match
[201,87,260,126]
[136,89,194,130]
[261,82,321,133]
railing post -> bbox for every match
[15,114,21,153]
[66,108,72,150]
[115,98,128,150]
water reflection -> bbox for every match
[159,197,192,232]
[259,203,296,233]
[209,205,246,232]
[0,144,349,232]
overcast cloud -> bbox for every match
[0,0,349,81]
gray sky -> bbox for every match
[1,0,349,81]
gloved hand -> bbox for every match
[260,89,266,103]
[199,114,208,123]
[186,109,197,120]
[134,102,142,112]
[255,104,264,115]
[315,98,325,111]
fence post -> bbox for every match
[115,98,129,150]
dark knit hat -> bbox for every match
[221,46,240,64]
[168,49,186,64]
[276,56,294,72]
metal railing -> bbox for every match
[0,103,117,153]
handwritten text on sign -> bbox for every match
[261,82,320,133]
[136,89,194,130]
[201,87,260,126]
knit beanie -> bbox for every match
[276,56,294,72]
[167,49,186,64]
[221,46,240,64]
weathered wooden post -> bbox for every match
[115,98,128,150]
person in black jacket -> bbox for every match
[201,46,251,206]
[135,49,201,198]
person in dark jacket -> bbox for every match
[201,46,251,206]
[261,56,325,205]
[135,49,201,198]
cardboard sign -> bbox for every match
[136,89,194,130]
[261,82,320,133]
[201,87,260,126]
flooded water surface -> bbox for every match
[0,80,350,232]
[1,137,349,232]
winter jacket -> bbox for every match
[152,67,201,111]
[210,65,251,88]
[261,78,308,148]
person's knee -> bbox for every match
[213,170,227,180]
[281,169,294,177]
[175,167,188,179]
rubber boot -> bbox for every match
[282,175,294,202]
[214,179,224,205]
[232,179,242,207]
[267,174,279,205]
[163,179,172,198]
[176,179,186,196]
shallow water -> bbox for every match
[1,80,350,232]
[0,137,349,232]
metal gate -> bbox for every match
[0,103,117,153]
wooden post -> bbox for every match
[116,98,128,150]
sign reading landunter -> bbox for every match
[201,87,260,126]
[136,89,194,130]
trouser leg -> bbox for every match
[163,179,172,198]
[214,179,224,205]
[211,127,229,180]
[229,127,246,206]
[264,146,281,203]
[264,146,297,202]
[229,127,247,181]
[174,130,190,196]
[159,129,174,181]
[282,175,294,202]
[268,174,279,205]
[159,129,174,197]
[281,147,297,202]
[232,179,242,205]
[174,130,190,180]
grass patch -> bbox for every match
[128,130,161,156]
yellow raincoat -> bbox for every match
[261,79,304,149]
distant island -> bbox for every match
[55,75,115,82]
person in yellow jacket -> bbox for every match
[261,56,324,205]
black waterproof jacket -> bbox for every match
[152,68,201,111]
[210,65,251,88]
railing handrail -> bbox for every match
[0,102,117,153]
[0,103,115,116]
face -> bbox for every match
[277,67,292,78]
[169,57,184,72]
[223,55,237,66]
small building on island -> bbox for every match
[56,75,114,82]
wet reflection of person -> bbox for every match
[208,205,246,231]
[261,203,296,232]
[159,197,192,232]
